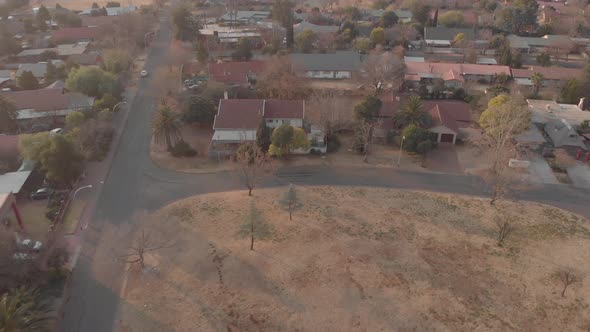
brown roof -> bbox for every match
[511,66,583,81]
[264,100,304,119]
[208,61,265,85]
[0,135,19,161]
[214,99,264,129]
[427,101,472,133]
[1,89,69,112]
[67,53,103,66]
[52,27,102,43]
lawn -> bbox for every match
[62,199,85,234]
[6,200,52,241]
[117,187,590,331]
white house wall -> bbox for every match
[305,70,352,79]
[265,118,303,128]
[212,129,257,142]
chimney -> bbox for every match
[578,97,586,110]
[223,90,228,99]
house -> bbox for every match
[394,10,413,23]
[507,34,573,54]
[15,61,65,81]
[0,192,23,229]
[210,99,325,156]
[544,119,587,150]
[219,11,271,25]
[67,52,103,66]
[0,70,13,89]
[290,51,363,79]
[51,26,102,43]
[511,66,583,88]
[294,21,339,35]
[81,15,119,27]
[1,86,94,130]
[423,27,475,47]
[79,5,137,16]
[0,136,19,161]
[527,99,590,126]
[16,42,89,61]
[404,62,511,90]
[376,97,473,144]
[208,60,266,85]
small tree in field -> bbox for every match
[240,202,273,251]
[495,217,513,247]
[235,142,269,196]
[553,269,580,297]
[281,183,298,220]
[119,230,166,269]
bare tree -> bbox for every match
[257,56,311,100]
[306,90,355,135]
[119,230,167,270]
[554,269,580,297]
[354,120,379,163]
[477,94,531,204]
[360,51,405,95]
[495,217,514,247]
[234,142,271,196]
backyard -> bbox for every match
[117,186,590,331]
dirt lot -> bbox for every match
[118,186,590,331]
[30,0,152,10]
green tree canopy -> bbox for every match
[0,96,17,133]
[394,95,431,128]
[183,96,216,124]
[256,120,271,152]
[536,52,552,67]
[40,134,84,185]
[45,61,67,82]
[353,37,372,52]
[402,0,430,25]
[269,125,310,156]
[479,94,530,139]
[231,38,254,61]
[152,106,183,150]
[17,71,39,90]
[66,67,121,98]
[272,0,295,47]
[494,0,538,34]
[354,95,382,121]
[438,10,464,27]
[401,124,434,153]
[295,29,317,53]
[93,93,119,111]
[172,4,197,41]
[560,78,583,104]
[65,111,85,129]
[36,5,50,31]
[0,287,52,332]
[380,10,398,28]
[103,49,132,74]
[370,27,385,45]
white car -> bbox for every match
[140,70,149,77]
[49,128,63,137]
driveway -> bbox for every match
[424,144,464,174]
[567,163,590,189]
[528,156,560,185]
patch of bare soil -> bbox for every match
[119,187,590,331]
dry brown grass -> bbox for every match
[118,187,590,331]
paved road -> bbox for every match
[59,14,590,332]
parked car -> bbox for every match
[30,188,54,200]
[140,70,149,77]
[21,239,43,251]
[49,128,63,137]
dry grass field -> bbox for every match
[117,186,590,331]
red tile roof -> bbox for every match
[1,89,69,113]
[405,62,511,77]
[51,27,102,43]
[214,99,264,129]
[208,61,266,84]
[427,101,472,133]
[264,100,304,119]
[511,66,583,81]
[0,135,19,161]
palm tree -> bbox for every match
[394,95,431,128]
[0,287,52,331]
[531,72,544,97]
[152,106,183,151]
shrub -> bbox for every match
[327,134,341,152]
[581,120,589,129]
[170,140,197,157]
[416,140,434,155]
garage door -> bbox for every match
[440,134,454,143]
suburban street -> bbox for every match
[58,11,590,332]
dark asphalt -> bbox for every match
[59,13,590,332]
